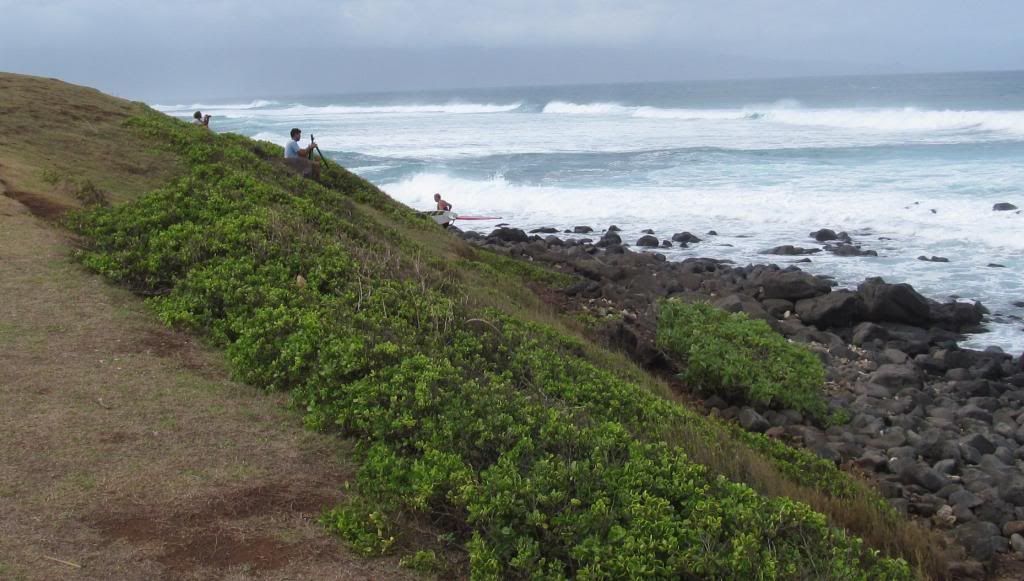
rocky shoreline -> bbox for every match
[455,222,1024,576]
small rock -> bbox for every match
[1012,533,1024,553]
[917,255,950,263]
[573,226,594,233]
[993,202,1018,211]
[636,235,659,247]
[762,245,821,256]
[1003,521,1024,537]
[934,504,956,528]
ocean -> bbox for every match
[154,71,1024,352]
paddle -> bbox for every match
[309,134,328,169]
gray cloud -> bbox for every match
[2,0,1021,100]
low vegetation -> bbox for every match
[657,300,828,421]
[67,108,927,578]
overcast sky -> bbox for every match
[2,0,1022,101]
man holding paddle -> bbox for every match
[284,127,322,180]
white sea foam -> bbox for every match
[541,101,1024,136]
[541,101,633,115]
[152,99,278,112]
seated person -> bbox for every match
[192,111,211,128]
[283,128,321,180]
[434,193,452,212]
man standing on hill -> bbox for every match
[284,128,320,180]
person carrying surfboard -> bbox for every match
[434,193,452,212]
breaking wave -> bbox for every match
[542,101,1024,135]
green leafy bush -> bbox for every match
[70,110,912,579]
[658,300,828,421]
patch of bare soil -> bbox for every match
[0,178,74,220]
[92,484,336,575]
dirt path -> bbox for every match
[0,191,412,579]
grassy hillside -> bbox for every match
[1,72,948,579]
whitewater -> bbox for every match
[155,71,1024,352]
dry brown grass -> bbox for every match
[0,192,416,580]
[0,72,419,580]
[0,72,180,204]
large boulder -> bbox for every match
[596,231,622,247]
[672,231,702,244]
[795,291,865,329]
[636,235,660,247]
[931,300,987,332]
[759,271,832,301]
[487,227,529,244]
[858,277,932,326]
[810,228,838,242]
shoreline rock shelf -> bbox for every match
[465,224,1024,568]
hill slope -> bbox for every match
[1,72,945,579]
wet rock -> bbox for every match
[544,236,564,246]
[671,231,702,244]
[530,227,559,234]
[810,228,838,242]
[918,255,950,263]
[488,227,529,244]
[706,230,718,236]
[858,277,932,326]
[573,225,594,233]
[636,235,659,247]
[607,225,621,232]
[795,291,865,329]
[830,243,878,257]
[993,202,1018,211]
[596,231,622,247]
[660,240,672,248]
[762,245,821,256]
[641,228,654,234]
[759,271,832,301]
[931,300,987,332]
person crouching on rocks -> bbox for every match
[434,193,452,212]
[283,128,321,180]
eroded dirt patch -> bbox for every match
[91,483,339,575]
[0,178,74,220]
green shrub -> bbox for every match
[658,300,828,421]
[400,550,442,574]
[70,110,912,580]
